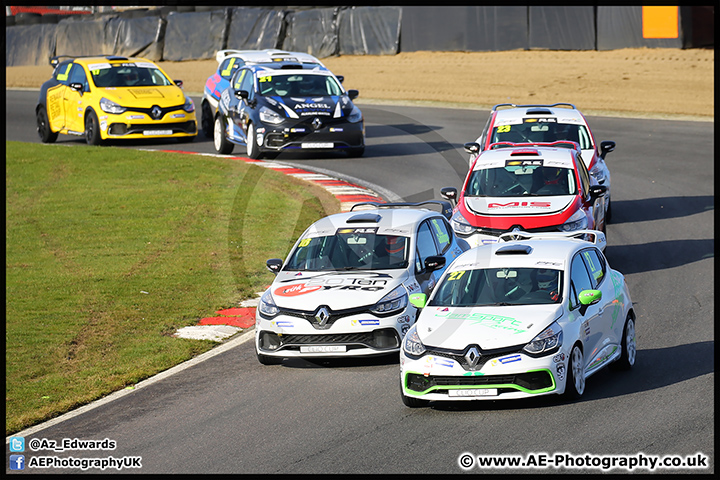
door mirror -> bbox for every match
[235,90,250,100]
[440,187,457,204]
[266,258,283,275]
[174,80,184,88]
[424,255,446,272]
[589,185,607,199]
[600,140,615,158]
[69,82,83,92]
[347,89,359,100]
[464,142,481,155]
[409,293,427,309]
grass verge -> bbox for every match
[5,141,339,434]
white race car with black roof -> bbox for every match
[465,103,616,222]
[255,201,470,364]
[400,229,636,407]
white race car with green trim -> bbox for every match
[255,201,470,365]
[399,229,636,407]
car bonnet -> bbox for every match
[416,304,563,350]
[98,85,187,108]
[464,195,575,216]
[269,269,412,311]
[263,94,354,120]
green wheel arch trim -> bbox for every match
[402,368,557,397]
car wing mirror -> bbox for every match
[440,187,458,205]
[174,79,184,88]
[409,293,427,309]
[424,255,446,272]
[347,89,359,100]
[336,75,344,83]
[578,289,602,314]
[600,140,615,158]
[266,258,283,275]
[589,185,607,199]
[69,82,83,92]
[464,142,481,155]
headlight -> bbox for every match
[99,97,125,114]
[523,321,563,356]
[370,285,407,315]
[259,106,283,125]
[450,210,475,235]
[589,163,606,184]
[558,209,588,232]
[183,97,195,113]
[346,104,363,123]
[403,325,426,357]
[257,289,279,318]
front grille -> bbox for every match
[405,370,554,393]
[276,304,395,330]
[124,104,185,118]
[108,121,196,136]
[426,345,524,371]
[463,224,564,238]
[260,328,400,351]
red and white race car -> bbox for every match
[442,141,608,248]
[465,103,616,222]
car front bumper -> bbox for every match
[99,112,197,139]
[255,309,413,358]
[256,121,364,152]
[400,348,569,401]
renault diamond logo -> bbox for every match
[312,117,323,130]
[151,106,162,120]
[315,307,330,326]
[465,346,481,369]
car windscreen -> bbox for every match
[491,121,593,150]
[257,73,343,97]
[465,163,577,197]
[284,231,409,271]
[428,267,563,307]
[90,62,174,88]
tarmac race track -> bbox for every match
[5,89,714,474]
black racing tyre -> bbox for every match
[36,105,58,143]
[201,101,213,138]
[213,115,234,154]
[610,314,636,371]
[84,110,102,146]
[564,342,585,400]
[400,377,429,408]
[246,122,262,159]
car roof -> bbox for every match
[51,55,153,66]
[491,103,587,125]
[471,145,578,171]
[448,237,592,271]
[215,49,324,67]
[247,62,331,75]
[301,206,448,239]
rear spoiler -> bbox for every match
[351,200,454,220]
[497,229,607,251]
[492,102,577,111]
[488,141,581,151]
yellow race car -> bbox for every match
[36,55,197,145]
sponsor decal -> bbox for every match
[337,227,378,235]
[329,127,344,132]
[128,115,144,120]
[498,354,521,364]
[397,315,411,324]
[553,353,566,363]
[272,320,294,328]
[425,356,455,368]
[556,362,565,381]
[487,201,552,209]
[506,159,543,167]
[401,324,410,335]
[274,283,323,297]
[351,319,380,326]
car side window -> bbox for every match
[415,221,439,273]
[580,248,605,288]
[239,70,254,99]
[54,62,74,86]
[219,57,241,80]
[68,64,89,92]
[578,125,593,150]
[575,153,591,197]
[232,69,246,90]
[570,253,594,309]
[429,217,451,254]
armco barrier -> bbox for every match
[5,5,712,67]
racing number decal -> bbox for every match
[56,64,72,82]
[221,58,236,78]
[448,270,465,281]
[233,70,246,89]
[298,238,311,248]
[496,125,511,133]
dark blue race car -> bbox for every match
[201,49,327,138]
[213,60,365,159]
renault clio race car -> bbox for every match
[213,60,365,158]
[36,55,197,145]
[400,230,636,407]
[466,103,616,222]
[254,201,470,364]
[441,142,607,248]
[201,49,326,137]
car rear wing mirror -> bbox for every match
[600,141,616,158]
[409,293,427,309]
[235,90,250,100]
[463,142,481,155]
[424,255,446,273]
[589,185,607,200]
[336,75,344,83]
[266,258,283,275]
[174,79,183,89]
[346,89,359,100]
[69,82,84,92]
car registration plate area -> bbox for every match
[448,388,498,397]
[300,345,347,353]
[143,130,173,136]
[301,142,334,149]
